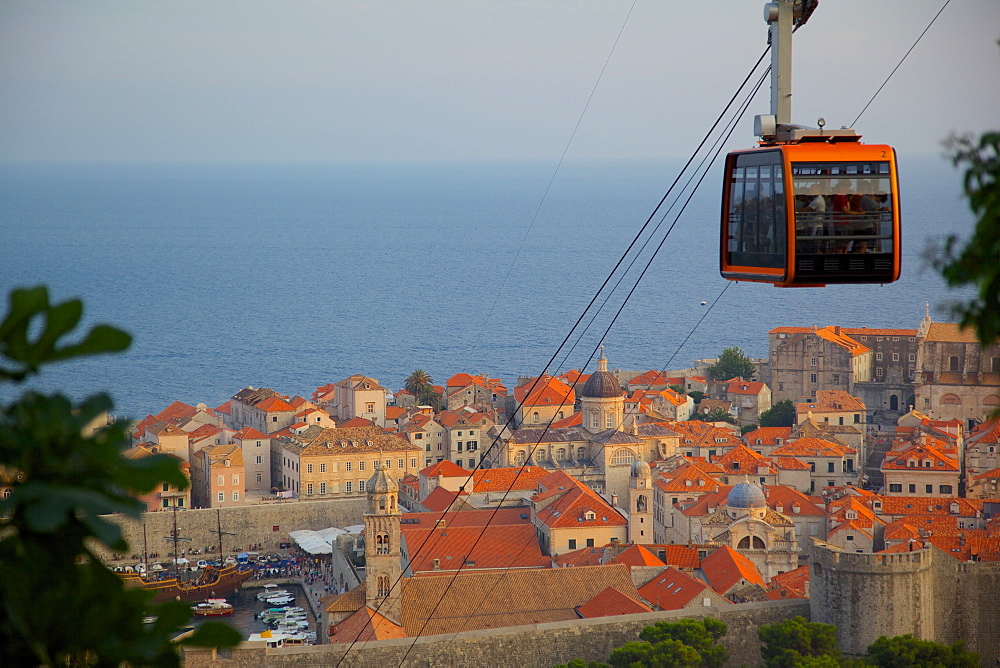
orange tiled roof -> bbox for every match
[234,426,267,440]
[766,565,809,600]
[576,586,652,618]
[797,390,866,414]
[628,370,671,387]
[712,444,776,475]
[665,421,740,449]
[214,401,232,414]
[385,406,406,420]
[610,544,666,568]
[420,485,466,512]
[654,461,725,494]
[339,416,377,429]
[550,412,583,428]
[156,400,198,421]
[700,545,764,594]
[875,496,984,517]
[472,466,550,493]
[881,444,959,471]
[532,472,626,529]
[744,426,793,446]
[771,437,856,458]
[255,396,295,413]
[403,523,547,573]
[728,381,766,395]
[638,567,719,610]
[419,460,469,479]
[555,546,605,567]
[924,322,982,343]
[514,375,577,407]
[330,606,405,643]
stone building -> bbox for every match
[228,387,299,435]
[327,375,389,427]
[768,326,873,403]
[189,443,246,508]
[913,315,1000,429]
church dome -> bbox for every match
[728,481,766,509]
[367,462,398,494]
[631,460,651,478]
[581,350,622,399]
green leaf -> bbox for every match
[180,621,243,648]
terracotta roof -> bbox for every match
[330,606,406,643]
[401,508,530,529]
[156,400,198,421]
[233,426,267,440]
[628,370,671,387]
[796,390,866,414]
[419,460,469,479]
[653,461,725,494]
[773,457,811,471]
[728,381,766,395]
[397,564,641,636]
[609,544,666,568]
[700,545,765,594]
[638,567,719,610]
[744,427,793,446]
[295,426,421,457]
[555,546,605,567]
[712,444,776,475]
[576,586,652,618]
[339,416,378,429]
[766,565,809,600]
[881,444,959,471]
[472,466,550,493]
[875,496,984,517]
[924,322,983,343]
[514,375,577,407]
[214,401,232,414]
[255,396,295,413]
[666,421,740,449]
[549,412,583,428]
[385,406,406,420]
[771,437,856,457]
[403,523,547,573]
[420,485,466,512]
[532,472,626,529]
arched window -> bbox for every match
[379,496,386,510]
[515,450,526,466]
[377,575,390,597]
[376,533,390,555]
[889,395,899,411]
[941,394,961,405]
[533,411,540,423]
[636,494,648,513]
[537,448,546,461]
[577,446,586,460]
[949,356,960,371]
[611,448,637,466]
[984,394,1000,406]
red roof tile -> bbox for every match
[576,586,652,618]
[638,567,719,610]
[700,545,764,594]
[610,544,666,568]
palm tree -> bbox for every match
[404,369,433,398]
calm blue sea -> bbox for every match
[0,156,975,418]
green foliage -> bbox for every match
[741,423,759,435]
[932,131,1000,346]
[554,659,609,668]
[669,384,687,395]
[758,616,840,667]
[0,286,240,665]
[688,390,705,403]
[759,399,796,427]
[707,346,756,381]
[608,639,701,667]
[690,408,737,425]
[405,369,441,409]
[865,634,979,667]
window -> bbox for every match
[892,353,899,361]
[828,462,835,473]
[876,336,883,341]
[398,459,404,469]
[457,441,463,452]
[346,462,352,471]
[533,412,540,423]
[926,484,934,494]
[993,357,1000,373]
[359,461,365,471]
[940,484,953,494]
[606,415,614,428]
[319,482,327,494]
[832,374,840,384]
[949,356,960,371]
[346,481,352,493]
[908,484,916,493]
[256,441,261,447]
[469,430,475,436]
[467,441,477,451]
[217,475,224,486]
[810,373,817,383]
[415,433,423,440]
[410,458,417,468]
[232,474,239,485]
[272,416,278,422]
[162,483,169,492]
[366,402,375,413]
[876,367,884,377]
[909,353,916,362]
[162,499,170,508]
[217,492,224,502]
[591,414,599,428]
[586,538,595,548]
[256,455,263,464]
[359,480,366,492]
[568,539,577,550]
[319,463,326,473]
[811,358,817,367]
[809,462,816,472]
[256,472,262,483]
[385,459,391,469]
[854,414,861,423]
[232,491,239,501]
[889,483,902,492]
[876,352,883,361]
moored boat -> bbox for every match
[120,563,253,603]
[192,598,234,616]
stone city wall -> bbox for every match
[94,499,367,559]
[183,598,809,667]
[811,540,1000,663]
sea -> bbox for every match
[0,156,976,419]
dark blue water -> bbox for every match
[0,157,975,418]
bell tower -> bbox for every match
[628,460,653,545]
[364,461,403,623]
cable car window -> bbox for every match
[728,152,784,269]
[792,162,893,257]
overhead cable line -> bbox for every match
[392,50,772,666]
[852,0,951,126]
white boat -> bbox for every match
[265,595,295,605]
[192,598,234,616]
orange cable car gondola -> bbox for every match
[720,0,900,288]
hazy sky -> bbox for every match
[1,0,997,163]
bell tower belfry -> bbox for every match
[364,461,403,623]
[628,460,654,545]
